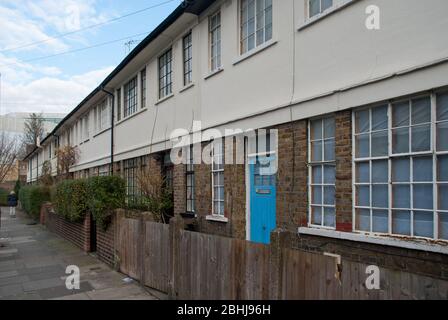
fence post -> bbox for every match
[168,214,184,300]
[269,228,292,300]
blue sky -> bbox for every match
[0,0,181,115]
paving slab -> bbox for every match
[0,207,157,300]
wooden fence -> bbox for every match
[114,215,448,300]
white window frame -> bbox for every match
[183,32,193,86]
[158,49,173,99]
[352,93,448,240]
[124,76,138,117]
[308,116,336,230]
[141,68,147,108]
[308,0,333,18]
[209,11,222,72]
[211,140,225,217]
[240,0,273,55]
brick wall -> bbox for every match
[43,206,91,252]
[96,215,116,267]
[335,110,353,232]
[173,164,186,215]
[293,232,448,280]
[276,120,308,231]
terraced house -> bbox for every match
[25,0,448,278]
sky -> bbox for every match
[0,0,181,116]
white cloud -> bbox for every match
[1,66,114,115]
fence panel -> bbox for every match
[116,218,141,280]
[143,221,170,293]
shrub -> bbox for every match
[87,176,125,230]
[0,188,8,206]
[14,180,22,199]
[54,179,88,222]
[19,185,50,219]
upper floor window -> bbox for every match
[124,76,137,117]
[141,68,147,108]
[97,99,110,131]
[353,94,448,240]
[116,88,122,122]
[309,0,333,18]
[183,32,193,86]
[240,0,272,54]
[83,115,89,141]
[159,49,173,99]
[209,12,221,72]
[309,117,336,228]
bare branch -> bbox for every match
[0,132,18,184]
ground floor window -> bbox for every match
[353,93,448,240]
[186,145,195,214]
[212,140,224,216]
[124,158,138,205]
[309,116,336,228]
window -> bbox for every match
[124,76,138,117]
[158,49,173,99]
[309,0,333,18]
[240,0,272,54]
[183,32,193,86]
[209,12,221,72]
[141,68,147,108]
[212,139,224,216]
[353,94,448,240]
[99,165,110,177]
[116,88,122,121]
[124,158,138,205]
[83,115,89,141]
[97,99,110,132]
[309,117,336,228]
[186,145,195,214]
[48,144,52,160]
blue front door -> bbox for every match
[250,155,277,244]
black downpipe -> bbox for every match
[101,87,115,175]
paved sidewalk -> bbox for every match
[0,207,158,300]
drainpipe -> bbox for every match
[101,87,115,175]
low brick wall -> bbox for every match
[42,205,91,252]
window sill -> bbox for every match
[297,0,356,32]
[233,39,278,66]
[93,127,111,138]
[179,82,195,93]
[298,227,448,255]
[204,67,224,80]
[155,93,174,105]
[206,214,228,223]
[116,107,148,126]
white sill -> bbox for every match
[206,214,229,223]
[116,107,148,126]
[93,127,110,138]
[179,82,195,93]
[204,67,224,80]
[298,227,448,255]
[155,93,174,105]
[233,39,278,66]
[298,0,356,31]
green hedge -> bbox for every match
[53,176,125,229]
[0,188,8,206]
[87,176,126,229]
[19,185,51,219]
[54,179,88,222]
